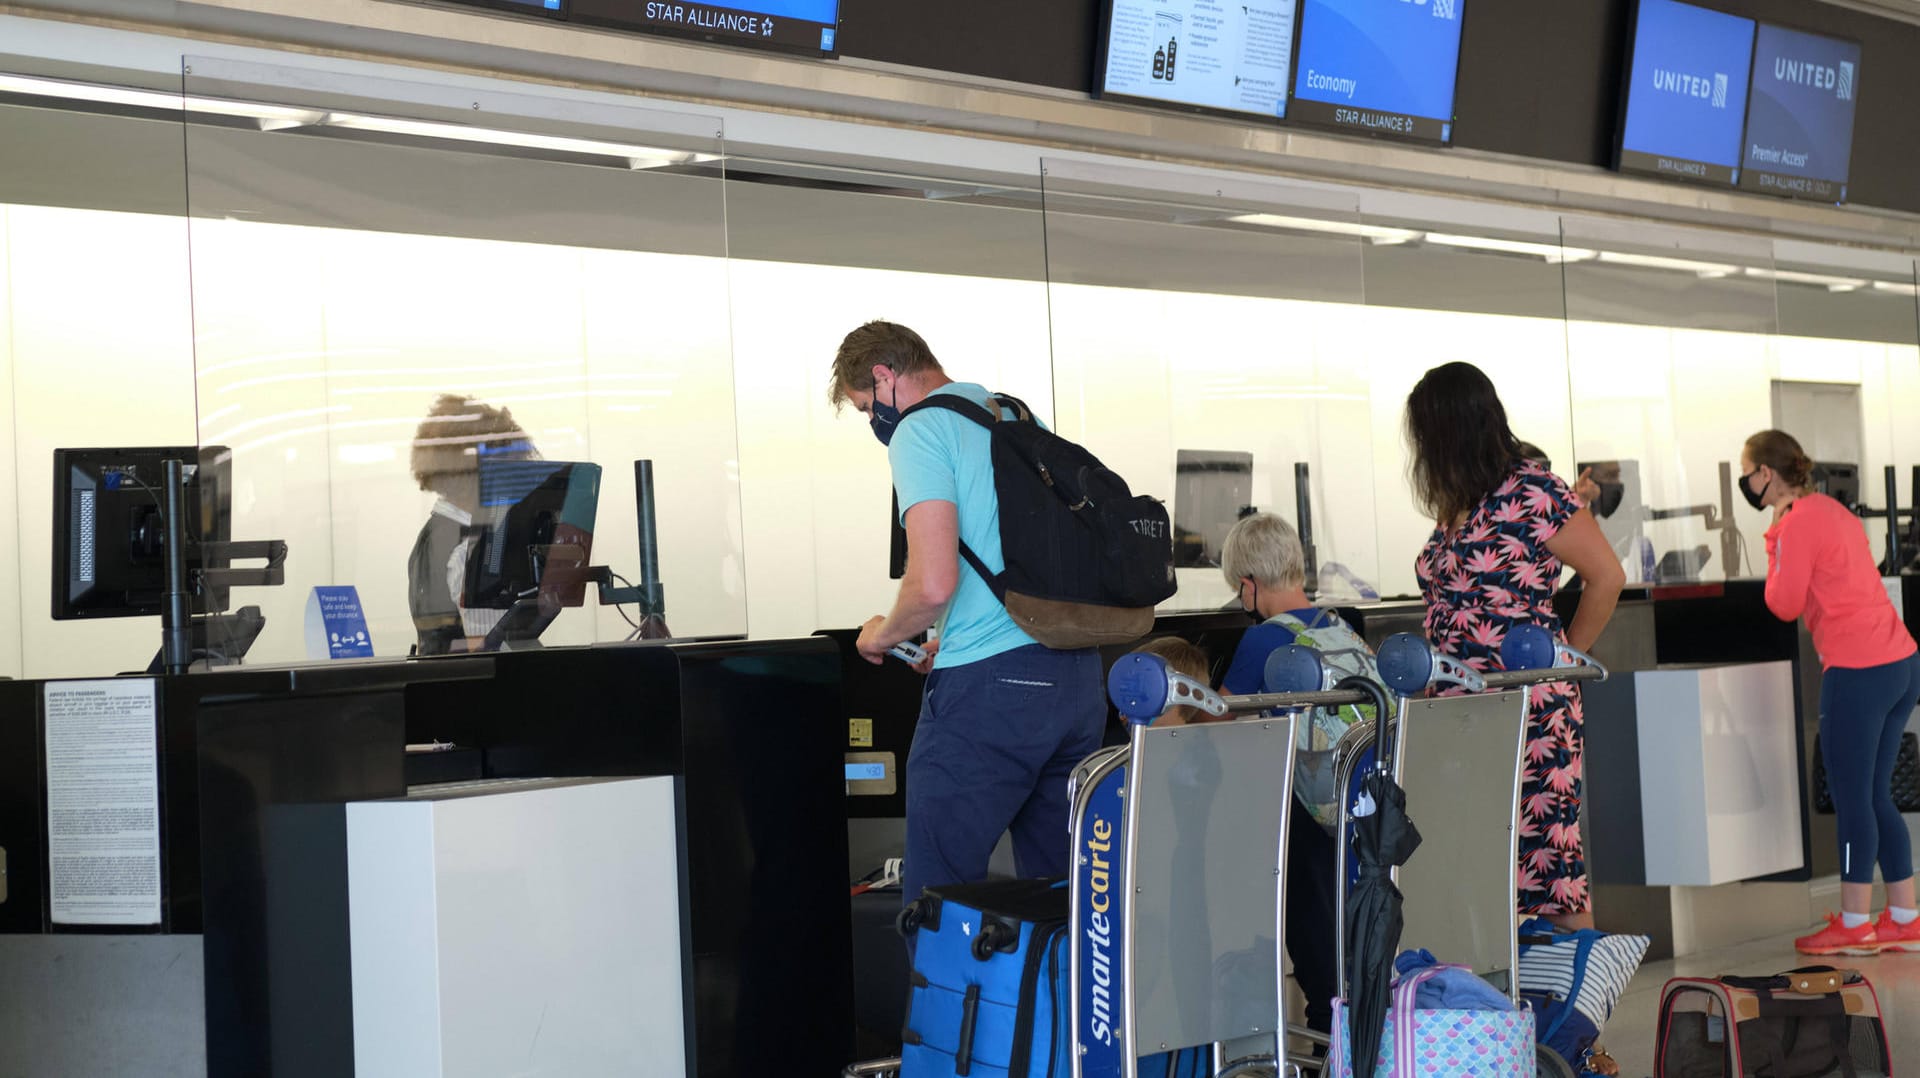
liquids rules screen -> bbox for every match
[1098,0,1299,121]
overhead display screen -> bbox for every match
[1617,0,1756,186]
[1286,0,1468,143]
[1739,23,1862,203]
[454,0,843,54]
[1096,0,1300,121]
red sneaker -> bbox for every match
[1875,910,1920,953]
[1796,913,1880,956]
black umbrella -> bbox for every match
[1336,676,1421,1078]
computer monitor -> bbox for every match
[1173,449,1254,570]
[463,457,602,614]
[1813,461,1860,510]
[52,446,232,620]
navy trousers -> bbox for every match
[902,644,1107,910]
[1822,652,1920,885]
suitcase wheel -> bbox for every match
[971,919,1019,960]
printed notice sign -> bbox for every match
[44,679,161,926]
[306,585,374,660]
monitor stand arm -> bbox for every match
[589,566,671,640]
[157,456,289,675]
[195,540,289,590]
[1643,464,1742,578]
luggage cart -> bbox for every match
[840,626,1600,1078]
[1287,626,1604,1078]
[1077,655,1402,1078]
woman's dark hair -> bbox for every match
[1405,362,1524,526]
[1744,429,1814,489]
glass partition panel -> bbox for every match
[1561,216,1778,585]
[1769,241,1920,571]
[0,68,195,678]
[182,57,735,663]
[1356,197,1574,598]
[1040,159,1372,610]
[722,156,1052,640]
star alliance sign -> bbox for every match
[1652,68,1730,108]
[644,3,778,36]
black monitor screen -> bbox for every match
[1174,450,1254,569]
[52,446,232,620]
[465,460,602,611]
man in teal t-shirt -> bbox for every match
[831,321,1105,909]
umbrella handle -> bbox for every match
[1335,674,1394,762]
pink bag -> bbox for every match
[1331,964,1535,1078]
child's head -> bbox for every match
[1134,636,1215,726]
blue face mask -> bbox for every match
[869,378,902,446]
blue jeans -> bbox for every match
[1822,652,1920,885]
[902,644,1106,908]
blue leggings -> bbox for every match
[1822,653,1920,885]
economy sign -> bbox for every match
[1288,0,1468,144]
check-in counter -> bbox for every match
[1585,661,1802,887]
[0,636,851,1078]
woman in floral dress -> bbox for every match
[1405,363,1625,930]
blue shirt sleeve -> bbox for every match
[1222,622,1298,695]
[888,413,957,522]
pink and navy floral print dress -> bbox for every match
[1414,460,1589,915]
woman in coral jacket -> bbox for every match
[1747,430,1920,956]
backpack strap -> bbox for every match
[895,390,1029,599]
[900,391,1032,427]
[1268,607,1337,636]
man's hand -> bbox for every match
[856,616,939,674]
[855,616,891,665]
[910,638,940,675]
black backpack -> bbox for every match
[900,392,1174,649]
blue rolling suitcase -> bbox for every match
[898,879,1071,1078]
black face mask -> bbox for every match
[869,379,902,446]
[1592,482,1626,519]
[1739,469,1770,511]
[1240,579,1262,622]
